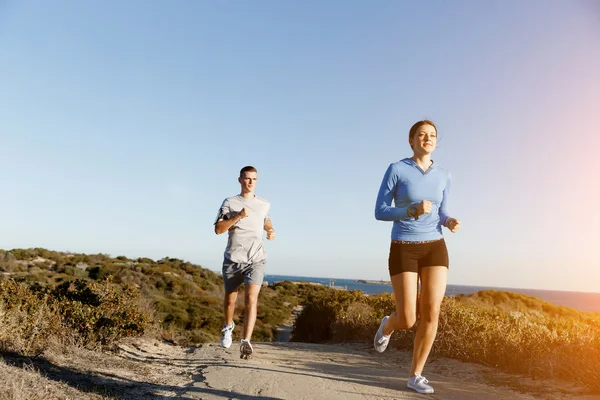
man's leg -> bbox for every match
[240,282,261,358]
[221,260,243,348]
[242,283,261,340]
[222,260,243,325]
[241,261,266,342]
[239,261,265,358]
[224,289,238,326]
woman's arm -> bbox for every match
[438,172,451,227]
[439,172,460,232]
[374,163,412,221]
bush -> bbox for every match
[0,280,64,356]
[0,248,327,346]
[292,289,600,393]
[49,279,150,345]
[0,278,150,355]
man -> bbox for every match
[214,166,275,359]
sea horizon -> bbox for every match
[263,274,600,313]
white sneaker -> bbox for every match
[240,339,253,359]
[407,373,434,394]
[220,323,235,348]
[373,316,391,353]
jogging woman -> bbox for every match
[373,120,460,394]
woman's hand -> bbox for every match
[416,200,433,216]
[445,218,461,233]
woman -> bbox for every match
[373,120,460,394]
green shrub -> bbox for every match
[0,248,332,347]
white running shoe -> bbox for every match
[407,373,434,394]
[240,339,253,359]
[220,322,235,348]
[373,316,391,353]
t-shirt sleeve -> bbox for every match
[214,199,232,225]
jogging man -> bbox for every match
[214,165,275,359]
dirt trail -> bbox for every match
[116,340,598,400]
[3,339,597,399]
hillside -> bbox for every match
[0,248,330,345]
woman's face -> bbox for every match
[410,124,437,154]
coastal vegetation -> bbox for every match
[1,247,598,394]
[292,289,600,393]
[0,248,328,348]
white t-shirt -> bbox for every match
[215,195,271,264]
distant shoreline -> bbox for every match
[354,279,392,285]
[264,274,600,312]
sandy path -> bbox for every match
[117,341,592,400]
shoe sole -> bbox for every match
[407,384,434,394]
[240,343,253,360]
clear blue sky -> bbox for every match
[1,1,599,292]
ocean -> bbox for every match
[264,274,600,313]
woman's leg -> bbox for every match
[410,266,447,375]
[383,272,419,335]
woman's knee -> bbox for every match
[420,303,441,323]
[393,310,417,329]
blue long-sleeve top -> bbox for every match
[375,158,451,241]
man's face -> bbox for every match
[238,171,258,193]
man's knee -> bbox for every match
[245,293,259,308]
[224,289,238,303]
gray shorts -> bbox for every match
[222,259,266,293]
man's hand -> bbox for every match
[266,229,276,240]
[416,200,433,216]
[215,208,248,235]
[238,208,250,219]
[445,218,461,233]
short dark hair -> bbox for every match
[240,166,257,177]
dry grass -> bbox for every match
[0,336,193,400]
[293,289,600,393]
[0,302,70,356]
[0,279,150,355]
[0,358,107,400]
[433,297,600,390]
[0,278,159,399]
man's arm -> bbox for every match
[214,207,249,235]
[215,213,242,235]
[264,219,276,240]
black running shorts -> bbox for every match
[388,238,449,276]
